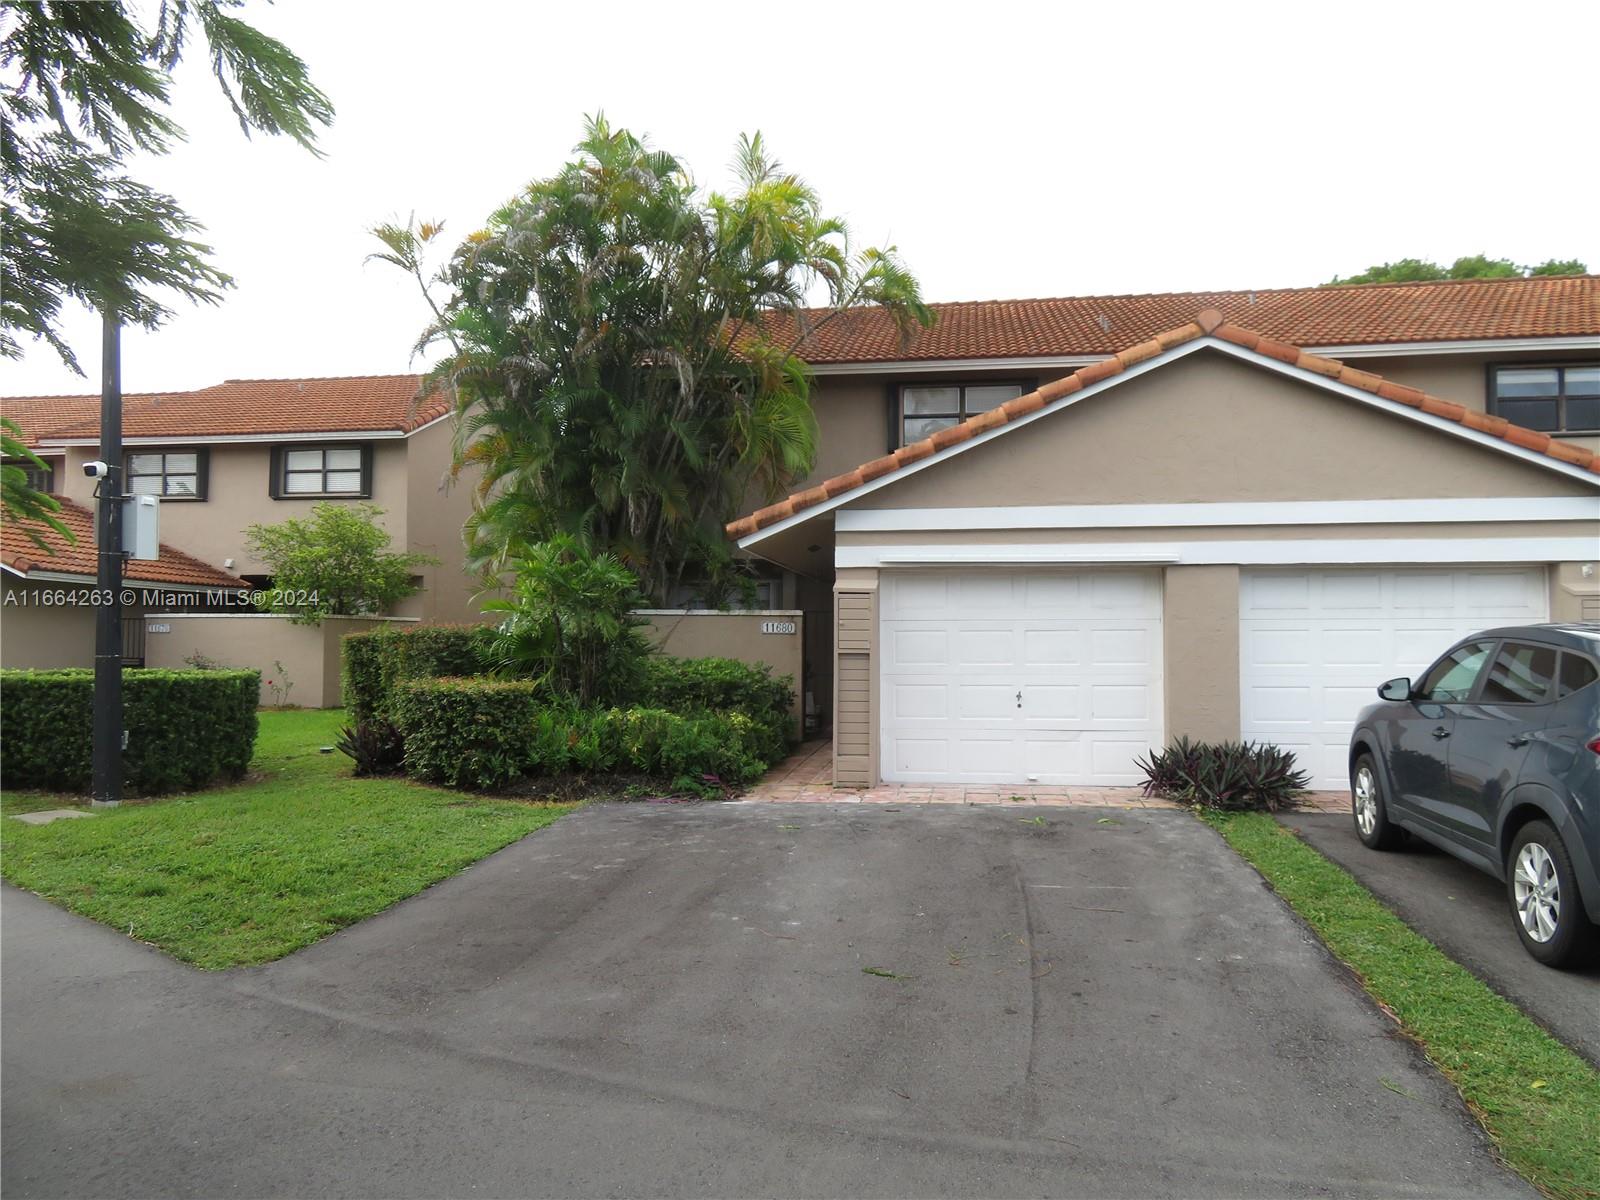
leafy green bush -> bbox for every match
[485,536,651,706]
[516,704,773,788]
[0,668,259,794]
[244,502,437,623]
[390,677,538,791]
[342,623,495,721]
[1137,737,1310,812]
[639,655,795,761]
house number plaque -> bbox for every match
[760,620,796,635]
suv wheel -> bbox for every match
[1507,820,1598,968]
[1352,754,1403,850]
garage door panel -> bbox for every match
[1024,574,1082,610]
[888,682,947,720]
[1022,627,1081,665]
[955,628,1014,666]
[1241,566,1546,789]
[882,568,1162,786]
[1022,683,1082,721]
[959,684,1018,720]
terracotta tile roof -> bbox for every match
[2,497,243,588]
[763,275,1600,363]
[2,375,449,443]
[726,310,1600,539]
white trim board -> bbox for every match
[801,336,1597,375]
[37,412,449,448]
[1,566,232,591]
[837,497,1600,532]
[836,538,1596,569]
[1304,336,1599,359]
[737,335,1600,550]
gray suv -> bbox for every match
[1347,624,1600,967]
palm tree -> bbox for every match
[395,117,932,604]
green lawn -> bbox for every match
[1205,811,1600,1200]
[1,709,571,969]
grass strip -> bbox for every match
[2,709,572,969]
[1203,810,1599,1200]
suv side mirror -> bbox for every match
[1378,677,1413,702]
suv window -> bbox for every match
[1418,640,1497,702]
[1480,642,1557,704]
[1556,652,1599,699]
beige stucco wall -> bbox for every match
[639,610,805,736]
[1162,565,1241,743]
[836,519,1598,549]
[142,614,407,706]
[1551,561,1600,622]
[0,582,100,668]
[401,419,489,623]
[57,441,411,575]
[853,351,1595,509]
[1356,351,1599,455]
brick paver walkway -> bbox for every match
[740,737,1350,812]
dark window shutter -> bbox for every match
[268,446,284,499]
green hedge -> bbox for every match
[0,668,260,794]
[638,655,795,764]
[343,624,495,721]
[390,676,539,791]
[528,705,770,786]
[390,684,785,793]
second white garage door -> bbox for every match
[880,568,1163,785]
[1239,566,1548,789]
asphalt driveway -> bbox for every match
[3,803,1531,1199]
[1280,810,1600,1066]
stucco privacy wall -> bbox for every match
[0,582,103,668]
[142,614,412,706]
[638,610,805,736]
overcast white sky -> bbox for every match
[6,0,1599,397]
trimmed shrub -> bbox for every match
[343,623,495,721]
[391,676,538,791]
[639,655,795,763]
[1137,737,1310,812]
[0,668,260,794]
[518,704,769,788]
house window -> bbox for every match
[4,459,54,492]
[272,444,371,498]
[899,381,1028,445]
[126,450,206,499]
[1490,364,1600,434]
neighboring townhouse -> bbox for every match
[1,495,244,668]
[731,275,1600,790]
[1,375,481,669]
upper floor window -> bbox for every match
[127,449,206,499]
[1490,364,1600,435]
[899,381,1027,445]
[270,444,371,499]
[3,458,54,492]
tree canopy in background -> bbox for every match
[391,117,933,604]
[1323,255,1588,286]
[1,0,333,372]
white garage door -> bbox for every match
[880,569,1163,785]
[1239,567,1548,789]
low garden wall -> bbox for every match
[142,614,418,707]
[637,610,804,737]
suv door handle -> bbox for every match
[1507,734,1531,748]
[1431,726,1451,740]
